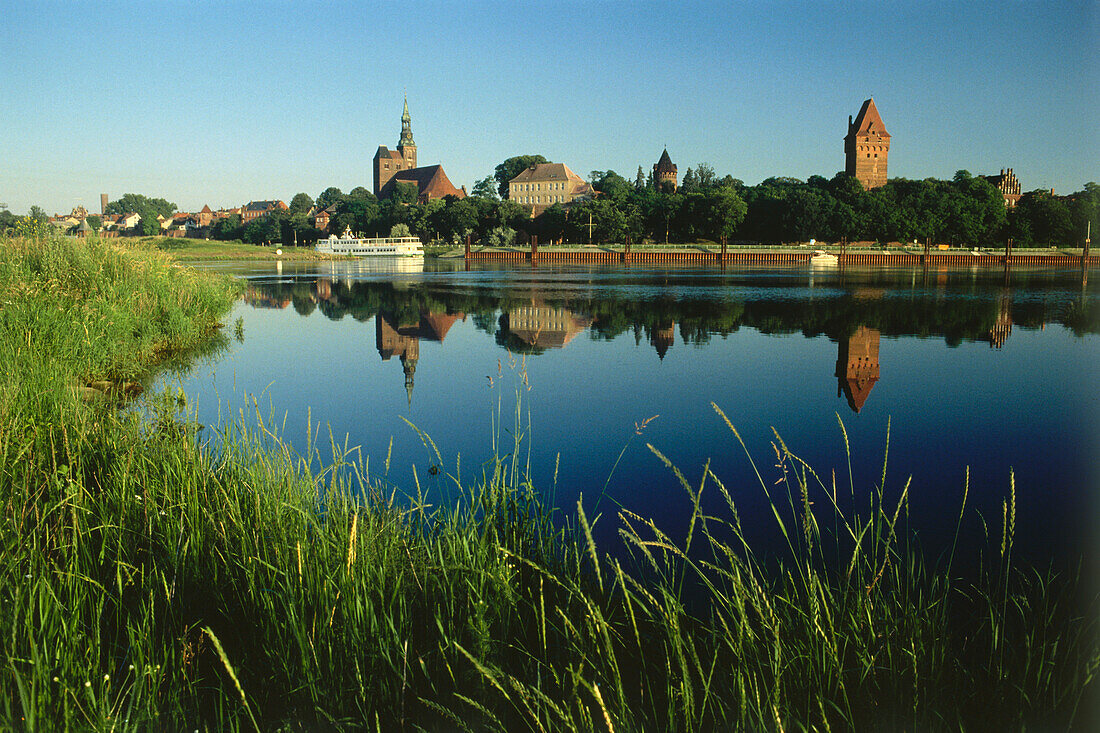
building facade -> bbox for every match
[982,168,1022,208]
[844,98,890,189]
[241,200,288,223]
[653,149,678,192]
[508,163,593,215]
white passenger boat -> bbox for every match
[810,249,839,266]
[315,231,424,257]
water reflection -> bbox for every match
[191,263,1098,575]
[836,326,880,413]
[376,309,465,404]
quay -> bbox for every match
[461,244,1099,268]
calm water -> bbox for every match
[167,259,1100,573]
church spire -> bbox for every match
[399,95,414,148]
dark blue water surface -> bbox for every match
[169,260,1100,575]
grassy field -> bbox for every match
[132,236,346,261]
[1,234,1097,730]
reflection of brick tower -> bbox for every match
[653,149,678,193]
[649,322,675,360]
[844,99,890,189]
[988,291,1013,348]
[376,312,420,404]
[835,326,880,413]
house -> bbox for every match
[508,163,593,215]
[117,212,141,229]
[241,200,288,223]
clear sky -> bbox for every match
[2,0,1097,215]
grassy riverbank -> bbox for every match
[135,236,347,261]
[2,234,1097,730]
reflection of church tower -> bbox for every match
[648,322,675,360]
[835,326,880,413]
[375,308,465,404]
[376,312,420,405]
[988,291,1013,349]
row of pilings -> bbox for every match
[463,248,1099,268]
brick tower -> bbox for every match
[653,148,678,193]
[844,99,890,189]
[835,326,881,413]
[373,96,419,195]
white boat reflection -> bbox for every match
[318,257,426,281]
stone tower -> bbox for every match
[844,99,890,189]
[373,96,419,196]
[653,148,678,193]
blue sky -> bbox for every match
[2,0,1097,215]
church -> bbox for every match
[372,98,466,202]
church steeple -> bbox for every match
[397,95,416,170]
[399,96,414,147]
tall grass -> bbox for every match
[1,234,1096,730]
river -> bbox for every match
[167,259,1100,576]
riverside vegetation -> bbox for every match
[1,234,1097,731]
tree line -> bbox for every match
[5,166,1094,249]
[223,160,1096,249]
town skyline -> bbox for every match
[3,0,1097,215]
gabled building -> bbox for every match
[508,163,593,215]
[241,200,287,223]
[196,204,214,227]
[313,205,336,232]
[844,98,890,189]
[982,168,1022,208]
[378,164,466,203]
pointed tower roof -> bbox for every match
[847,98,890,138]
[656,148,674,168]
[399,96,414,147]
[200,204,213,214]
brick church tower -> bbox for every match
[373,97,419,195]
[844,98,890,189]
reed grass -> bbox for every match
[1,233,1096,731]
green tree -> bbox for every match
[104,193,176,218]
[390,223,412,237]
[288,193,314,215]
[635,166,646,190]
[316,187,344,210]
[591,170,633,201]
[471,176,499,200]
[210,214,242,241]
[139,216,161,236]
[495,154,549,199]
[1014,190,1072,247]
[347,186,375,202]
[28,205,48,223]
[85,215,102,231]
